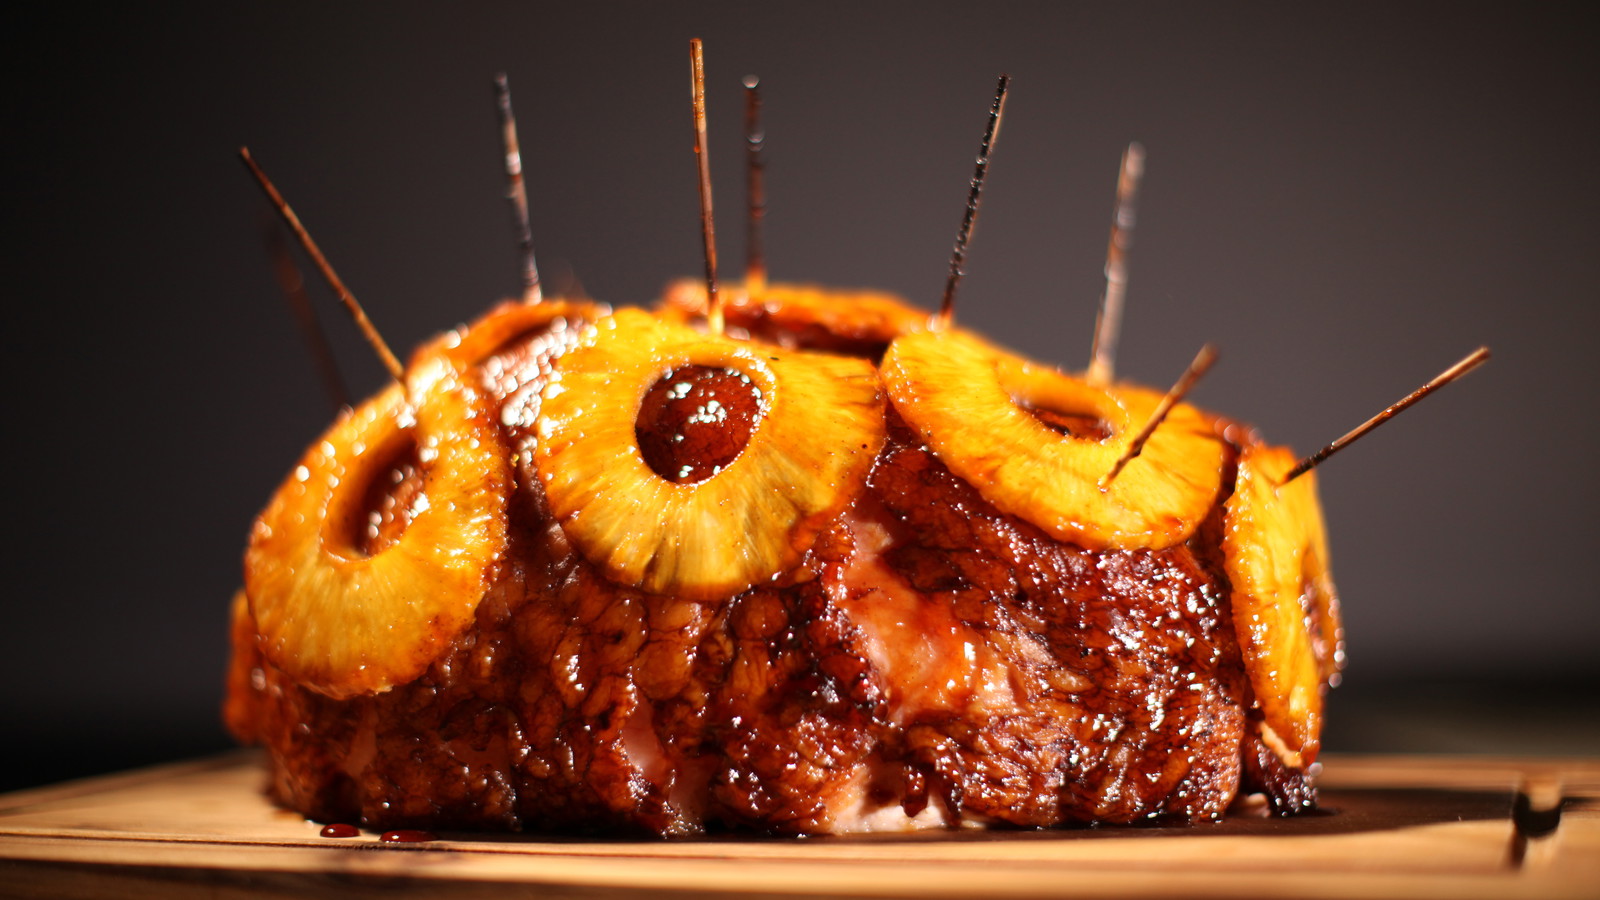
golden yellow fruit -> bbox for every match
[659,279,929,350]
[535,308,885,598]
[418,298,609,372]
[881,327,1226,549]
[1223,444,1345,766]
[244,360,512,699]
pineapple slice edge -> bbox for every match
[1223,443,1346,768]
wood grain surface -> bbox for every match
[1,751,1595,899]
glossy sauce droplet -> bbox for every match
[379,829,438,843]
[319,823,360,838]
[637,365,763,483]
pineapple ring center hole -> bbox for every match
[636,365,764,484]
[351,435,427,557]
[1025,405,1116,441]
[1004,373,1125,443]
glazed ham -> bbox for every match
[226,286,1337,835]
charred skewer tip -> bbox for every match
[935,74,1011,331]
[689,39,723,334]
[1087,142,1147,385]
[1279,346,1492,487]
[1101,343,1218,488]
[238,147,405,383]
[494,72,542,304]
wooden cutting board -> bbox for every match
[1,751,1595,899]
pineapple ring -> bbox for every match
[420,298,608,372]
[536,308,886,599]
[881,328,1226,550]
[659,279,929,348]
[1223,444,1345,767]
[245,363,512,699]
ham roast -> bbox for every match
[224,283,1344,836]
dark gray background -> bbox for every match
[6,3,1596,791]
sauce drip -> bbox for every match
[319,823,360,838]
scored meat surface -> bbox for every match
[226,289,1326,836]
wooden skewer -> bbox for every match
[494,73,542,304]
[263,214,350,412]
[1280,346,1492,486]
[743,74,767,305]
[239,148,405,383]
[1102,343,1218,488]
[1086,142,1146,386]
[689,39,723,334]
[936,74,1011,330]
